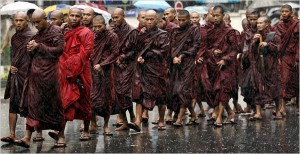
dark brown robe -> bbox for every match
[4,27,34,113]
[274,19,299,99]
[112,22,138,110]
[169,24,201,110]
[90,29,119,117]
[205,23,238,107]
[135,27,169,110]
[20,25,65,131]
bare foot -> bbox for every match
[115,124,128,131]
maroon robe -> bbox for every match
[274,19,299,99]
[169,24,201,110]
[20,25,65,131]
[4,27,34,113]
[193,23,213,103]
[135,27,169,110]
[59,26,94,121]
[112,22,138,110]
[165,21,178,33]
[90,29,119,117]
[239,26,258,104]
[249,28,281,104]
[205,23,238,107]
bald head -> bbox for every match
[190,12,200,25]
[138,10,147,18]
[111,8,125,27]
[145,10,158,30]
[69,8,82,16]
[164,7,176,22]
[137,10,147,27]
[83,7,95,15]
[206,6,214,23]
[14,11,29,31]
[112,8,125,16]
[32,9,46,19]
[93,15,105,24]
[50,10,64,26]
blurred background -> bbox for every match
[0,0,299,94]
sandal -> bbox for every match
[48,131,59,141]
[158,126,166,130]
[32,136,45,142]
[54,142,67,148]
[185,120,199,126]
[213,122,223,127]
[165,119,173,125]
[14,140,30,148]
[103,132,113,136]
[249,116,262,121]
[1,136,15,143]
[172,122,183,127]
[79,135,91,141]
[127,122,141,132]
[151,120,159,125]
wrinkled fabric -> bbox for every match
[274,19,299,99]
[169,24,201,110]
[204,23,238,107]
[90,29,119,117]
[20,25,65,131]
[59,26,94,121]
[135,27,169,110]
[112,22,138,110]
[4,27,34,113]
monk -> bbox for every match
[57,8,94,143]
[191,12,200,26]
[157,15,177,33]
[239,11,259,114]
[137,10,146,32]
[164,7,178,24]
[15,10,65,148]
[169,10,201,127]
[50,10,64,27]
[273,4,299,118]
[1,12,35,144]
[247,16,281,120]
[128,10,169,132]
[223,13,244,114]
[82,7,95,29]
[90,15,119,135]
[111,8,137,131]
[205,6,238,127]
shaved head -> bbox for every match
[138,10,147,18]
[223,13,231,25]
[51,10,64,18]
[15,11,28,21]
[69,7,82,16]
[145,10,158,29]
[93,15,105,24]
[32,9,46,19]
[83,7,95,15]
[50,10,64,26]
[165,7,176,14]
[112,8,124,16]
[164,7,176,22]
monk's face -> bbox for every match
[190,13,200,25]
[31,15,47,32]
[212,9,224,25]
[178,14,190,28]
[164,9,176,22]
[157,19,166,29]
[68,9,82,28]
[14,14,28,31]
[82,9,94,26]
[223,16,230,26]
[50,12,63,26]
[248,14,258,28]
[257,18,268,32]
[280,8,292,21]
[145,13,158,30]
[137,11,146,27]
[111,12,124,27]
[93,20,106,34]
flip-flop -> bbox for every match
[89,130,99,134]
[127,122,141,132]
[151,120,159,125]
[48,131,59,141]
[54,142,67,148]
[103,132,113,136]
[142,118,149,123]
[165,119,173,125]
[14,140,30,148]
[249,116,262,121]
[1,136,15,143]
[172,122,183,127]
[185,120,199,126]
[113,122,124,127]
[32,136,45,142]
[79,135,91,141]
[158,126,166,130]
[213,122,223,127]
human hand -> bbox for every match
[10,66,18,74]
[137,56,145,64]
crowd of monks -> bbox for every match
[0,4,299,149]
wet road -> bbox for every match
[0,99,299,153]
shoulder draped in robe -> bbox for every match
[59,26,94,121]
